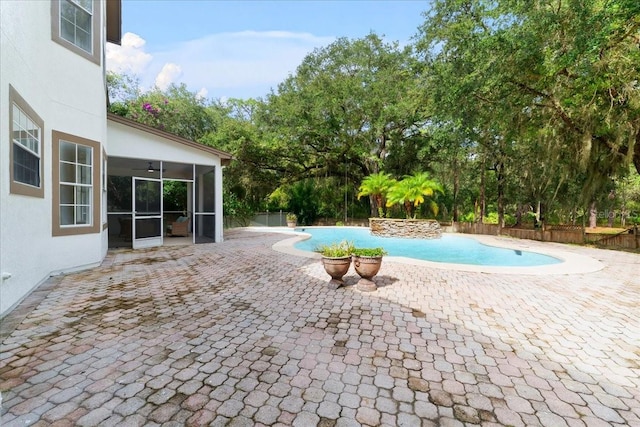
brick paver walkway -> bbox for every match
[1,229,639,426]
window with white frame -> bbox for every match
[51,0,100,64]
[59,140,93,226]
[13,106,41,187]
[52,131,100,236]
[9,85,44,198]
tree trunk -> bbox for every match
[369,195,377,218]
[634,130,640,175]
[376,194,384,218]
[589,201,597,228]
[480,156,486,223]
[404,201,412,219]
[452,160,460,222]
[607,190,616,227]
[496,160,505,234]
[514,204,522,227]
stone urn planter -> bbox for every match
[321,256,352,290]
[315,241,354,290]
[352,248,386,292]
[286,213,297,228]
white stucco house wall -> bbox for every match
[0,0,232,317]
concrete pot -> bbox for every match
[321,256,351,289]
[353,255,383,292]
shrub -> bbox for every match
[315,240,354,257]
[353,247,387,257]
[288,180,319,226]
[483,212,516,226]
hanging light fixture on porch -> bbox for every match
[147,162,154,173]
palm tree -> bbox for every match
[357,172,396,217]
[386,172,444,219]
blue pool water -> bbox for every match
[294,227,562,267]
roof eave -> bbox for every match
[107,113,234,162]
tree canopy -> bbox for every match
[107,1,640,228]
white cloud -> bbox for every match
[107,30,335,99]
[154,63,183,90]
[106,32,153,75]
[169,31,334,93]
[196,87,208,100]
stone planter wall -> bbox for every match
[369,218,442,239]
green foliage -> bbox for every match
[416,0,640,210]
[202,100,285,214]
[287,180,319,226]
[107,75,224,142]
[163,181,187,212]
[263,33,426,185]
[315,240,355,257]
[352,247,387,257]
[357,172,396,217]
[461,212,476,223]
[109,102,129,117]
[105,3,640,233]
[106,71,141,104]
[223,188,255,227]
[286,213,297,221]
[313,177,352,221]
[267,187,290,211]
[483,212,516,226]
[386,172,444,219]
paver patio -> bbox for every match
[1,228,639,426]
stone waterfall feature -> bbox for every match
[369,218,442,239]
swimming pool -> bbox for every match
[293,227,562,267]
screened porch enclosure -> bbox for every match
[194,165,217,244]
[107,158,218,248]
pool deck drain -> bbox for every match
[0,228,638,426]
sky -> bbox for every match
[106,0,431,100]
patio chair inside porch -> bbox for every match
[168,216,189,237]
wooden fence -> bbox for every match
[450,222,639,250]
